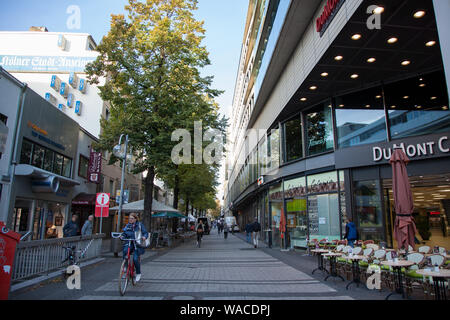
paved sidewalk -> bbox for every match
[10,229,416,300]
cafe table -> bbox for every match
[342,255,369,289]
[322,252,345,282]
[415,268,450,300]
[311,249,330,275]
[380,260,415,300]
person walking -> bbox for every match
[344,218,358,248]
[63,215,79,237]
[223,223,229,239]
[245,222,253,244]
[252,218,261,248]
[121,213,148,282]
[196,220,204,247]
[81,215,94,236]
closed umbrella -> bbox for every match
[390,148,417,251]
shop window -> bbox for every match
[20,139,33,165]
[269,182,283,248]
[335,86,387,148]
[283,116,303,162]
[268,127,280,170]
[284,176,307,248]
[53,153,64,175]
[78,155,89,179]
[305,102,334,156]
[62,157,72,178]
[385,70,450,140]
[258,136,268,176]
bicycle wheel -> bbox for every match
[119,259,129,296]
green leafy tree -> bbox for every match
[86,0,223,231]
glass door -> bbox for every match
[285,197,308,248]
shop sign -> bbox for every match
[373,136,449,162]
[88,150,102,184]
[0,55,96,73]
[316,0,346,37]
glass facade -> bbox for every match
[284,176,307,248]
[269,182,283,248]
[284,116,303,162]
[306,102,334,156]
[268,127,280,170]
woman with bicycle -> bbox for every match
[121,213,148,282]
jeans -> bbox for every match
[246,232,251,243]
[348,239,355,248]
[123,245,141,274]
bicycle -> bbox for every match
[112,232,139,296]
[61,245,81,279]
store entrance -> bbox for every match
[383,174,450,249]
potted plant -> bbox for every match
[415,215,431,241]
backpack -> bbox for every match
[253,222,261,232]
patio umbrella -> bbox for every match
[390,148,417,250]
[279,207,286,249]
[152,212,186,218]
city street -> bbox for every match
[9,229,394,301]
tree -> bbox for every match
[86,0,222,231]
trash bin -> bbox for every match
[0,221,21,300]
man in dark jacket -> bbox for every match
[344,219,358,248]
[245,223,253,243]
[252,218,262,248]
[63,215,79,237]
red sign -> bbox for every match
[95,193,110,218]
[316,0,346,36]
[430,211,440,215]
[88,150,102,184]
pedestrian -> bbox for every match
[252,218,261,248]
[196,220,204,247]
[63,214,79,237]
[344,218,358,248]
[245,222,253,244]
[81,215,94,236]
[223,223,229,239]
[217,220,222,234]
[121,212,148,282]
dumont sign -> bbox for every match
[0,55,96,73]
[373,136,449,162]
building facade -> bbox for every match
[224,0,450,250]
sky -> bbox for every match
[0,0,248,204]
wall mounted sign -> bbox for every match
[316,0,346,37]
[88,150,102,184]
[0,55,96,73]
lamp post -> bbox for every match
[112,134,129,256]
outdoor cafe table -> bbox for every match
[323,252,345,282]
[311,249,330,275]
[416,269,450,300]
[342,255,369,289]
[380,260,415,300]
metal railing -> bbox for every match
[12,234,105,282]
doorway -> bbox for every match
[383,174,450,249]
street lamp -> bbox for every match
[112,134,129,256]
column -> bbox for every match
[433,0,450,102]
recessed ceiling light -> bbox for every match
[339,104,344,107]
[443,106,449,110]
[300,97,307,102]
[351,74,359,79]
[426,40,436,47]
[401,60,411,66]
[367,57,376,63]
[414,10,426,18]
[373,6,384,14]
[309,86,317,90]
[403,96,409,99]
[419,83,426,87]
[334,55,343,61]
[365,104,371,108]
[391,105,396,109]
[376,95,382,99]
[431,96,437,100]
[387,37,398,44]
[321,72,329,77]
[352,34,362,40]
[416,105,422,109]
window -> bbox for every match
[284,116,303,162]
[20,139,33,164]
[268,127,280,170]
[306,102,334,156]
[32,144,45,168]
[62,157,72,178]
[53,153,64,175]
[335,86,387,148]
[43,149,55,172]
[78,155,89,179]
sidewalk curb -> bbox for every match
[10,258,105,293]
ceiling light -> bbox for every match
[426,41,436,47]
[309,86,317,90]
[367,57,376,63]
[376,95,382,99]
[300,97,307,102]
[334,55,343,61]
[419,83,426,87]
[351,74,359,79]
[391,105,396,109]
[401,60,411,66]
[365,104,371,108]
[443,106,449,110]
[414,11,426,18]
[321,72,329,77]
[373,6,384,14]
[403,96,409,99]
[339,104,344,107]
[431,96,437,100]
[387,37,398,44]
[352,34,362,40]
[416,105,422,109]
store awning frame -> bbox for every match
[15,164,80,187]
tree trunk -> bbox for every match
[184,198,189,231]
[143,166,155,232]
[173,172,179,211]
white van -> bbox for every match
[224,216,239,232]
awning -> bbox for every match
[72,193,96,205]
[110,199,181,214]
[152,212,186,218]
[15,164,80,187]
